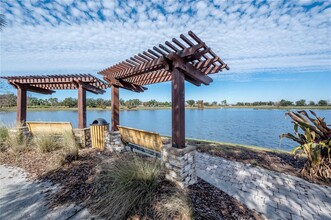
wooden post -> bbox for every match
[171,68,185,148]
[17,87,27,126]
[111,85,119,131]
[78,84,86,129]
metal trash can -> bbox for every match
[90,118,109,150]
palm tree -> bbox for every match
[0,14,6,30]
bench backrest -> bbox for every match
[27,122,73,135]
[118,126,163,152]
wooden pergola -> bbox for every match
[1,74,108,128]
[99,31,229,148]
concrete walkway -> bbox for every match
[0,165,92,220]
[197,153,331,220]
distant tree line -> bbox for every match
[0,94,330,108]
[235,99,329,107]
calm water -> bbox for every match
[0,109,330,151]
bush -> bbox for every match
[32,132,62,153]
[0,126,9,151]
[6,130,28,155]
[91,155,192,220]
[281,110,331,180]
[61,131,79,161]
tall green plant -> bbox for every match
[0,126,9,150]
[280,110,331,179]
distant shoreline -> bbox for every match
[0,105,330,112]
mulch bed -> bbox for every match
[1,148,266,219]
[189,178,264,220]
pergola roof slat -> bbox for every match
[1,74,109,94]
[98,31,229,89]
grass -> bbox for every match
[0,126,9,151]
[0,124,79,169]
[91,155,192,220]
[5,130,28,156]
[32,132,62,153]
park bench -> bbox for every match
[118,126,163,157]
[26,122,73,135]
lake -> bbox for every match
[0,108,330,151]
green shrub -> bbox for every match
[91,155,192,220]
[0,126,9,151]
[61,131,79,161]
[6,130,28,154]
[32,132,62,153]
[281,110,331,180]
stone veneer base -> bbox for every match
[161,144,197,188]
[104,130,125,152]
[73,128,91,148]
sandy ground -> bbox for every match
[0,165,92,220]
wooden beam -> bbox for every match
[111,85,119,131]
[177,42,205,58]
[104,77,146,93]
[17,88,27,126]
[171,68,185,148]
[74,80,105,94]
[78,85,86,129]
[168,53,213,85]
[14,83,55,94]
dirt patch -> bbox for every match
[189,178,264,220]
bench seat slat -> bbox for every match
[27,122,73,135]
[118,126,163,152]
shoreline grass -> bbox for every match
[1,105,330,112]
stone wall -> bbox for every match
[73,128,91,148]
[161,145,197,188]
[104,130,125,152]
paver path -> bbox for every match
[0,165,92,220]
[197,153,331,220]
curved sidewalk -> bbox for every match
[0,165,92,220]
[197,153,331,220]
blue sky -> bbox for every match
[0,0,330,104]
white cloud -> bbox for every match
[0,0,330,81]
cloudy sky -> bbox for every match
[0,0,330,103]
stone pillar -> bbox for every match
[73,128,91,148]
[161,145,197,188]
[104,130,125,152]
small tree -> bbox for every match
[119,98,125,106]
[279,99,293,106]
[295,99,306,106]
[318,100,328,106]
[309,101,315,106]
[186,100,195,107]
